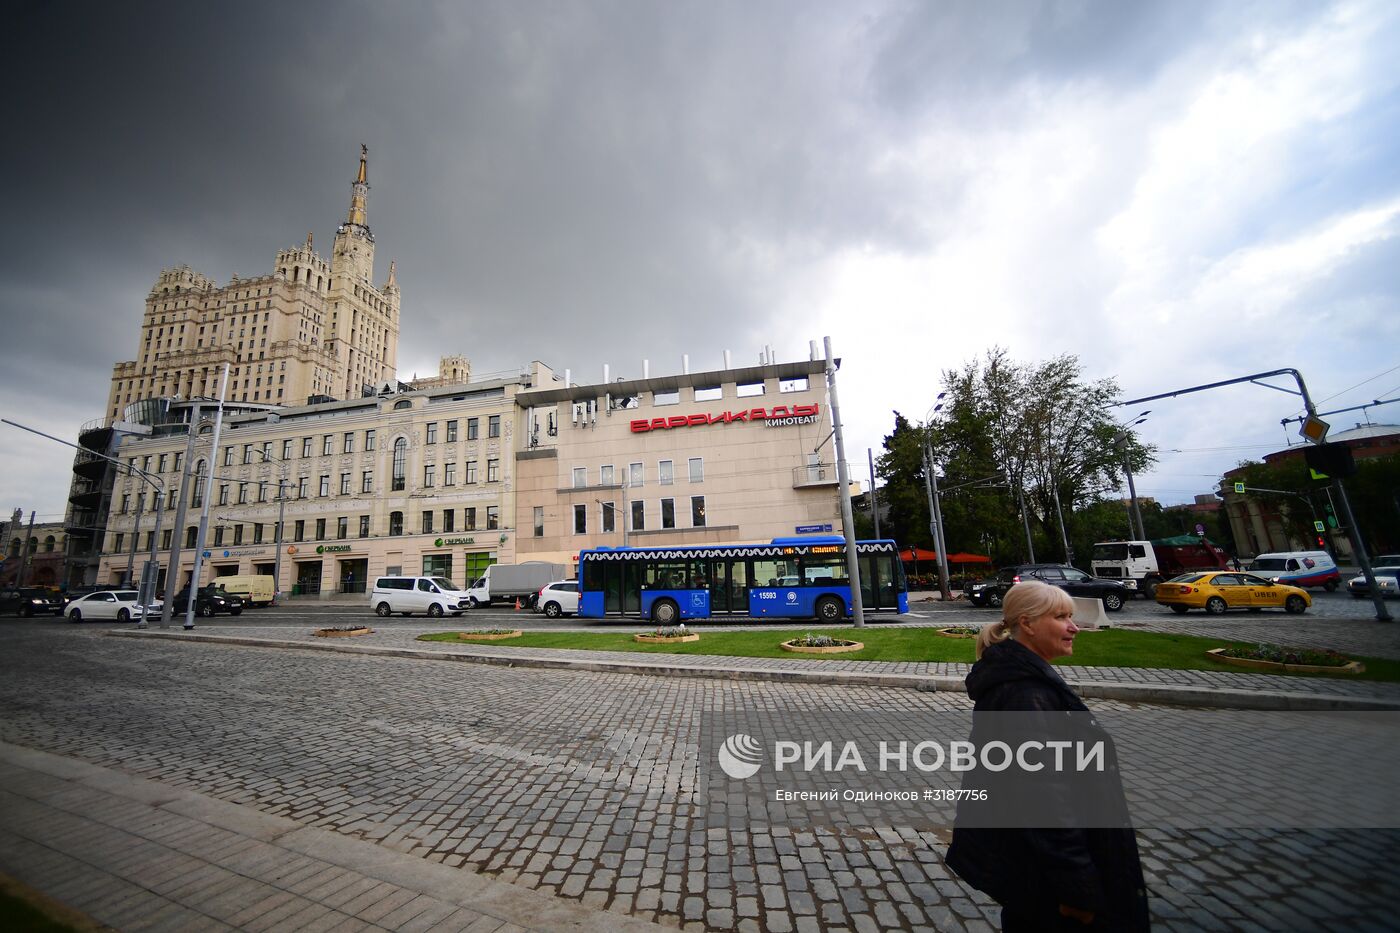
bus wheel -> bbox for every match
[815,596,844,622]
[652,599,679,625]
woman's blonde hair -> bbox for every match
[974,579,1076,658]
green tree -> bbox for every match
[873,412,933,550]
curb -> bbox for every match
[107,630,1400,711]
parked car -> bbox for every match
[1154,571,1311,615]
[534,580,581,618]
[0,586,65,617]
[1346,566,1400,599]
[65,590,162,623]
[967,564,1131,612]
[169,585,244,617]
[369,576,471,617]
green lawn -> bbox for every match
[418,627,1400,682]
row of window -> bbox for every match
[572,458,703,489]
[651,377,808,406]
[424,416,500,444]
[553,496,707,536]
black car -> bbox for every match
[169,585,244,617]
[0,586,65,617]
[967,564,1130,612]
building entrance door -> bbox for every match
[339,558,368,594]
[295,561,323,595]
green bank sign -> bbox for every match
[316,545,353,554]
[434,537,476,547]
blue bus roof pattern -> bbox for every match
[579,540,899,561]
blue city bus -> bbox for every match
[577,536,908,623]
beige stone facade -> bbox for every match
[94,357,848,597]
[104,148,400,420]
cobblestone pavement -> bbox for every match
[2,622,1397,932]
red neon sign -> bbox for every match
[631,403,820,433]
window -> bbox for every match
[572,467,587,488]
[242,444,253,465]
[334,516,347,540]
[258,483,268,503]
[343,432,354,454]
[218,484,229,506]
[629,462,644,487]
[465,460,478,484]
[161,529,172,550]
[487,459,499,482]
[631,500,645,531]
[424,464,435,487]
[600,464,615,486]
[390,512,404,536]
[262,441,272,462]
[534,506,544,537]
[321,435,332,456]
[602,502,616,534]
[157,454,168,472]
[446,420,458,443]
[297,476,309,499]
[223,446,234,467]
[185,527,197,548]
[689,457,704,482]
[365,429,376,451]
[173,452,183,472]
[294,520,305,542]
[237,483,249,504]
[574,504,587,535]
[661,498,676,529]
[488,415,500,438]
[213,526,224,546]
[444,462,456,486]
[254,524,264,544]
[691,496,706,527]
[737,381,766,397]
[315,518,325,541]
[340,473,351,495]
[654,389,679,406]
[282,439,293,459]
[442,509,455,533]
[426,423,437,444]
[120,494,130,513]
[486,506,499,530]
[359,515,370,538]
[233,524,244,545]
[659,460,674,486]
[779,376,809,393]
[319,475,330,497]
[467,417,478,440]
[695,385,722,401]
[114,532,124,553]
[465,507,477,530]
[362,471,373,493]
[422,511,434,535]
[392,438,407,491]
[302,437,312,458]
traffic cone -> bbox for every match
[515,597,522,611]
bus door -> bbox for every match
[860,554,896,610]
[620,561,642,614]
[713,558,749,614]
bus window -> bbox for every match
[752,557,798,587]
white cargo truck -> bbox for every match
[466,562,569,607]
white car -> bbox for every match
[1347,566,1400,599]
[65,590,162,623]
[534,580,580,618]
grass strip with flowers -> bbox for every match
[418,628,1400,682]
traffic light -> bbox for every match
[1303,443,1356,479]
[1316,535,1326,549]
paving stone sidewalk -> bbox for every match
[113,624,1400,709]
[0,740,663,933]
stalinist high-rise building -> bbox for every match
[104,147,401,418]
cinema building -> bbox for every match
[94,355,844,596]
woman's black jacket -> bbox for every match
[945,639,1150,931]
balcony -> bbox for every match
[792,463,839,489]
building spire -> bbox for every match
[345,144,370,228]
[386,259,397,289]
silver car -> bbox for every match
[1347,566,1400,599]
[65,590,162,622]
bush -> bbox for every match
[1218,643,1354,667]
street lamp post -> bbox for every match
[922,396,953,602]
[1111,411,1151,540]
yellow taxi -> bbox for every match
[1154,571,1312,615]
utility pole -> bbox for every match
[920,440,952,601]
[185,365,230,630]
[161,403,201,628]
[825,336,864,628]
[15,510,36,588]
[867,448,881,540]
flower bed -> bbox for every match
[936,626,981,639]
[1207,645,1364,675]
[314,626,373,638]
[457,629,523,642]
[636,624,699,644]
[781,633,864,655]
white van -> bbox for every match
[1247,551,1340,590]
[370,576,471,617]
[219,574,276,607]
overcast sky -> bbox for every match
[3,0,1398,529]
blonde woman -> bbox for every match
[946,581,1150,931]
